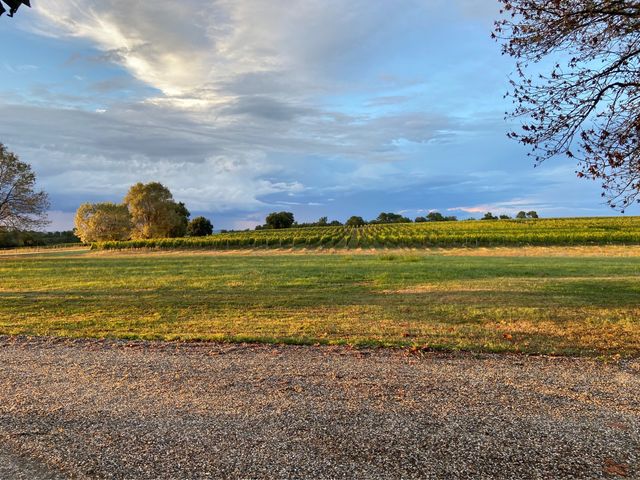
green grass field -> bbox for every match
[1,248,638,357]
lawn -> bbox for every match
[0,249,639,356]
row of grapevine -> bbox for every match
[93,217,640,251]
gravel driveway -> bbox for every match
[0,336,638,479]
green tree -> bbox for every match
[426,211,446,222]
[265,211,295,229]
[0,143,49,230]
[317,216,328,226]
[482,212,498,221]
[516,211,527,219]
[527,211,539,219]
[372,212,412,224]
[124,182,188,239]
[345,216,366,227]
[414,216,427,223]
[187,216,213,236]
[499,214,511,220]
[168,201,190,237]
[74,203,131,243]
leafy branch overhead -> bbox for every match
[0,0,30,17]
[494,0,640,210]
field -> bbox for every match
[1,247,639,357]
[93,216,640,250]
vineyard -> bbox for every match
[92,216,640,250]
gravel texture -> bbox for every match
[0,336,638,479]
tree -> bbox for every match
[426,211,446,222]
[74,203,131,243]
[0,1,30,18]
[345,215,366,227]
[499,214,511,220]
[0,143,49,230]
[372,212,412,224]
[495,1,640,209]
[168,201,190,237]
[265,211,295,229]
[187,216,213,236]
[317,216,328,226]
[527,210,539,219]
[124,182,188,239]
[414,216,428,223]
[482,212,498,221]
[516,211,527,219]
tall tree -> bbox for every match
[124,182,189,239]
[187,216,214,237]
[0,143,49,230]
[74,203,131,243]
[495,0,640,209]
[265,211,295,229]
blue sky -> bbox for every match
[0,0,632,230]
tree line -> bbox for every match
[252,209,539,230]
[0,143,540,245]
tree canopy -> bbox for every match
[74,203,131,243]
[124,182,190,239]
[495,0,640,209]
[0,143,49,231]
[345,216,366,227]
[265,211,295,229]
[187,216,214,237]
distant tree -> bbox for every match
[414,216,428,223]
[317,216,328,226]
[74,203,131,243]
[265,211,295,229]
[328,220,343,226]
[499,214,511,220]
[495,0,640,209]
[345,216,366,227]
[516,211,527,219]
[527,211,539,219]
[482,212,498,221]
[372,212,412,224]
[187,216,213,236]
[168,201,190,237]
[426,211,446,222]
[0,143,49,231]
[124,182,188,239]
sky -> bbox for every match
[0,0,634,231]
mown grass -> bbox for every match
[0,250,638,357]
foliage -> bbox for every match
[124,182,188,239]
[495,0,640,209]
[516,211,527,219]
[265,211,295,229]
[93,216,640,251]
[482,212,498,221]
[527,210,539,219]
[345,216,366,227]
[74,203,131,243]
[187,216,213,237]
[0,143,49,231]
[372,212,412,224]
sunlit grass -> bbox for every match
[0,249,638,357]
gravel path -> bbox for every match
[0,337,638,479]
